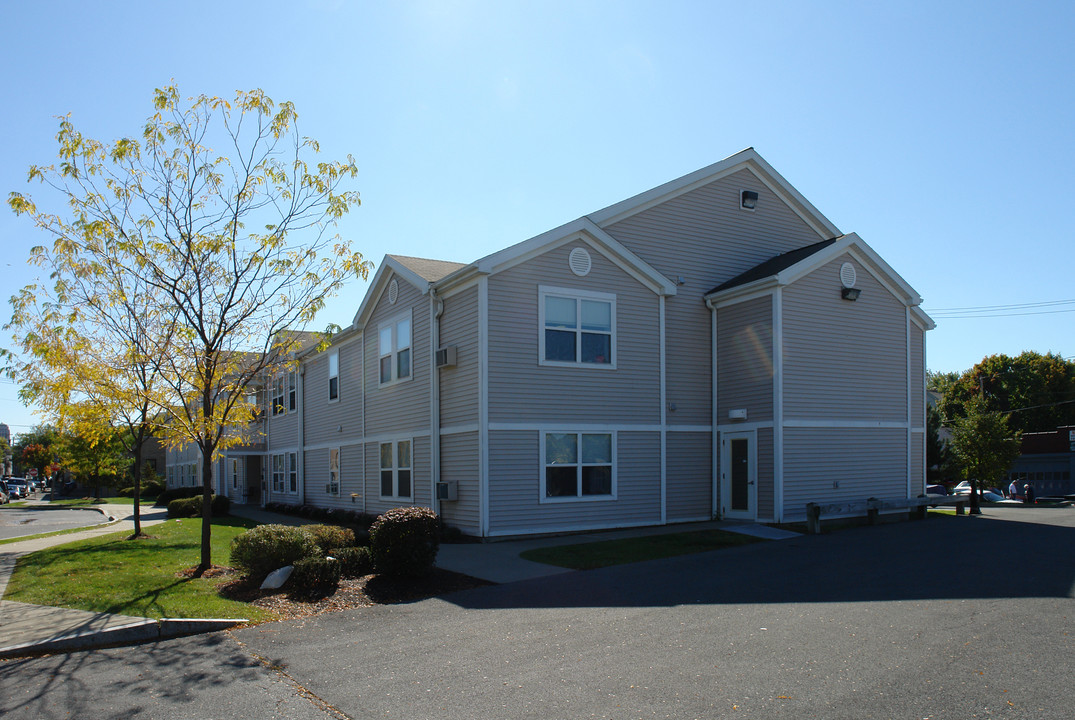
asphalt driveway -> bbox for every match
[2,506,1073,719]
[0,507,109,540]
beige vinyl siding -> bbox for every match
[757,427,775,520]
[362,435,430,515]
[782,426,909,520]
[487,430,661,536]
[910,324,925,427]
[716,296,774,423]
[438,431,480,534]
[605,168,827,426]
[364,274,431,437]
[303,444,364,510]
[439,286,479,427]
[910,431,925,495]
[266,402,299,454]
[782,256,908,422]
[302,339,364,448]
[487,243,661,424]
[665,432,712,521]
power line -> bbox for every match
[928,298,1075,312]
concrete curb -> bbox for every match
[0,617,248,658]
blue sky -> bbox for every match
[1,1,1073,441]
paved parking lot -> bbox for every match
[2,506,1074,719]
[0,507,109,540]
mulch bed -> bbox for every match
[187,565,492,623]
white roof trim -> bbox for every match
[439,217,677,296]
[352,255,432,329]
[588,148,841,240]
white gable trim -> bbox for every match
[588,149,841,240]
[352,256,432,329]
[445,217,677,296]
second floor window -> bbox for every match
[271,375,286,415]
[328,352,339,401]
[379,313,412,385]
[539,287,615,367]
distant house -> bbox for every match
[254,148,934,536]
[1007,427,1074,497]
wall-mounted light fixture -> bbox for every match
[839,262,860,301]
[741,190,759,210]
[841,287,862,301]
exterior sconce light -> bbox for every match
[741,190,758,210]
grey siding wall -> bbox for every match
[303,443,364,510]
[487,430,661,536]
[783,427,908,520]
[438,431,480,534]
[266,404,299,453]
[362,435,430,516]
[910,431,925,495]
[487,243,661,425]
[303,337,364,448]
[716,296,774,423]
[665,432,712,521]
[439,286,479,428]
[606,168,828,426]
[783,255,908,422]
[757,428,775,520]
[364,274,431,437]
[910,324,925,426]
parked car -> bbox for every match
[0,482,9,504]
[981,490,1020,504]
[6,478,30,499]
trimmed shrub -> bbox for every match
[302,524,355,555]
[167,496,201,518]
[230,524,319,582]
[167,494,229,518]
[288,556,341,599]
[331,546,373,578]
[156,485,206,506]
[369,506,441,578]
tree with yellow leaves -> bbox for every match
[7,84,369,571]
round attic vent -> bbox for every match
[569,247,592,277]
[839,262,857,289]
[388,278,399,304]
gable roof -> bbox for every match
[588,148,841,240]
[352,254,465,329]
[703,233,936,330]
[708,238,837,294]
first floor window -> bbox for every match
[543,432,614,500]
[328,448,340,496]
[231,459,240,489]
[380,440,412,499]
[288,452,298,493]
[272,455,285,493]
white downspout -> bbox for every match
[430,287,445,514]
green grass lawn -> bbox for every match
[4,517,274,623]
[519,529,764,570]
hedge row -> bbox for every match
[167,494,231,518]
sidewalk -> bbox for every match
[0,500,239,659]
[2,501,799,658]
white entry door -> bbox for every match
[721,431,756,520]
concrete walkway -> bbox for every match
[2,500,799,658]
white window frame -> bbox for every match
[328,447,340,496]
[288,371,298,413]
[378,310,413,386]
[379,439,413,500]
[272,454,285,493]
[271,374,286,416]
[538,286,616,369]
[328,351,340,402]
[540,430,617,503]
[288,452,298,494]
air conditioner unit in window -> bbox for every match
[435,346,457,368]
[435,481,458,501]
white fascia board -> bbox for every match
[777,233,924,307]
[910,306,936,331]
[351,256,431,330]
[468,217,676,296]
[295,325,363,361]
[704,277,779,309]
[588,148,841,240]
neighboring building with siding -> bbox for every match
[263,149,934,536]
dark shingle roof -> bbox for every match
[707,238,837,295]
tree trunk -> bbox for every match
[969,478,982,515]
[130,441,143,538]
[198,443,214,574]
